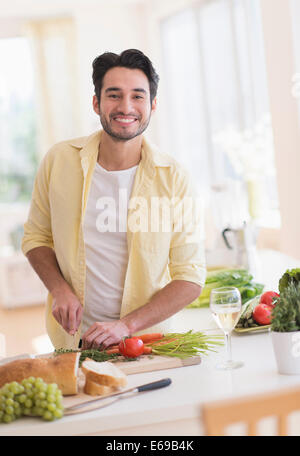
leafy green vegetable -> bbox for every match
[278,268,300,295]
[54,348,119,366]
[187,268,264,308]
[271,282,300,332]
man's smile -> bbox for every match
[112,115,138,126]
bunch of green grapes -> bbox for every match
[0,377,64,424]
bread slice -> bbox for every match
[0,352,80,396]
[83,379,117,396]
[81,359,128,388]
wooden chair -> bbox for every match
[202,385,300,436]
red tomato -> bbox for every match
[118,337,144,358]
[260,291,280,307]
[253,303,273,325]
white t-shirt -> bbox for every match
[82,162,138,334]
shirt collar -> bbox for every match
[70,130,173,168]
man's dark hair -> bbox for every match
[92,49,159,104]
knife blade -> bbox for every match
[64,377,172,412]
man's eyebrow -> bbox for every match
[105,87,148,94]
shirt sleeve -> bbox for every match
[21,151,54,256]
[168,169,206,287]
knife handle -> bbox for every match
[137,378,172,392]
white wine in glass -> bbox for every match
[210,286,244,370]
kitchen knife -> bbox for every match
[64,377,172,412]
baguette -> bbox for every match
[81,359,128,388]
[83,379,117,396]
[0,353,80,396]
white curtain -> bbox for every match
[23,18,80,158]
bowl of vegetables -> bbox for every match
[235,290,279,333]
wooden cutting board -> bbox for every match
[112,354,201,374]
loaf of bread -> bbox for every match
[0,353,80,396]
[81,359,128,389]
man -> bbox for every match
[22,49,206,351]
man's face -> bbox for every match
[93,66,156,141]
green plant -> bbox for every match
[271,282,300,332]
[278,268,300,295]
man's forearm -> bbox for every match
[121,280,202,334]
[26,246,71,297]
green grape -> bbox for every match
[40,400,48,409]
[17,394,27,404]
[23,407,32,416]
[35,407,44,417]
[37,391,46,400]
[47,403,56,412]
[5,406,14,416]
[47,384,58,394]
[24,398,33,408]
[36,382,47,392]
[14,407,22,418]
[9,381,21,394]
[25,389,34,399]
[22,380,32,389]
[43,410,54,421]
[5,398,14,406]
[3,414,14,423]
[0,378,64,424]
[53,409,63,419]
[47,394,56,403]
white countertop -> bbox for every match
[2,321,300,436]
[1,248,300,436]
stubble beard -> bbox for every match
[99,109,151,142]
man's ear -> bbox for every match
[151,96,157,114]
[93,95,100,115]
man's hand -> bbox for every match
[81,320,131,350]
[51,285,83,336]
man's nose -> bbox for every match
[118,96,134,114]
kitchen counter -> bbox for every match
[1,248,300,436]
[2,319,300,436]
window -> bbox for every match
[0,37,38,203]
[160,0,279,229]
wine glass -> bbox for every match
[210,286,244,370]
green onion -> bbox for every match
[147,330,223,359]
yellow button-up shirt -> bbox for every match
[22,130,206,349]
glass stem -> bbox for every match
[225,332,232,363]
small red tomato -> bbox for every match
[253,303,273,325]
[260,291,280,307]
[118,337,144,358]
[259,291,279,307]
